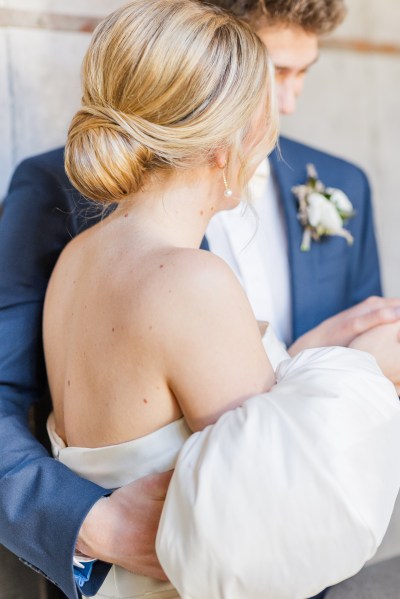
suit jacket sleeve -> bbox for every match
[0,154,110,599]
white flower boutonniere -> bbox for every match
[292,164,356,251]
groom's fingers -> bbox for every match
[352,296,400,314]
[76,470,174,580]
[351,304,400,337]
[289,297,400,354]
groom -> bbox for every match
[1,1,399,598]
[206,0,393,352]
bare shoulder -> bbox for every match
[129,245,253,341]
[146,247,259,341]
[150,248,274,431]
[141,247,250,321]
[151,247,243,299]
[48,225,92,276]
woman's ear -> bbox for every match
[213,148,229,170]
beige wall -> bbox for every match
[1,0,399,294]
[0,0,120,197]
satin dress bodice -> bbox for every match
[48,414,191,598]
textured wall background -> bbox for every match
[0,0,399,294]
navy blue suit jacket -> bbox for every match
[0,137,381,598]
[271,137,381,339]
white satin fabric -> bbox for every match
[48,416,190,598]
[48,330,400,599]
[157,345,400,599]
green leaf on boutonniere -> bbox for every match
[292,164,355,251]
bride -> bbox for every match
[43,1,400,598]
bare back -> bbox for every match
[44,214,183,447]
[44,211,275,448]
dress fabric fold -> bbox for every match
[49,329,400,598]
[157,345,400,599]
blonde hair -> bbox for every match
[65,0,278,204]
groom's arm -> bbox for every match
[0,153,167,599]
[0,155,109,598]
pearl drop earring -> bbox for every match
[222,169,233,198]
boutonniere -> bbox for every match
[292,164,356,251]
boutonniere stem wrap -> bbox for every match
[292,164,356,251]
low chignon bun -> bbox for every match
[65,106,155,204]
[65,0,277,205]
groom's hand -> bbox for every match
[76,470,173,580]
[288,296,400,356]
[349,321,400,393]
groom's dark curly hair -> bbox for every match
[206,0,346,34]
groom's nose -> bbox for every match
[276,73,305,115]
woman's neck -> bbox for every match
[109,166,232,249]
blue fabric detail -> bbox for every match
[74,560,95,589]
[80,561,112,596]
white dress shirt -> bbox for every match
[206,159,292,345]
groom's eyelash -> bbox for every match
[274,62,317,78]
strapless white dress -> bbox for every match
[48,329,400,599]
[48,414,190,598]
